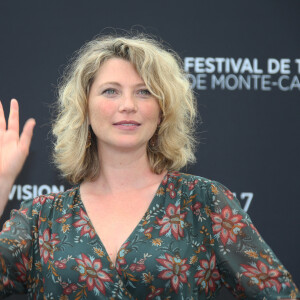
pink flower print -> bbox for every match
[15,254,30,283]
[162,172,180,185]
[188,179,199,190]
[191,202,202,216]
[156,204,187,240]
[210,206,246,245]
[194,253,221,295]
[115,242,130,275]
[56,213,72,223]
[39,228,60,264]
[63,283,78,295]
[241,260,282,293]
[73,208,96,239]
[156,253,190,294]
[54,258,67,269]
[167,183,176,199]
[129,263,146,272]
[130,255,149,272]
[75,253,112,294]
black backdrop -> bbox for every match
[0,1,299,299]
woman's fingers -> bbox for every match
[0,98,35,187]
[0,100,6,131]
[8,99,19,134]
[0,97,35,152]
[19,118,36,155]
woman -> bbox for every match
[0,34,298,299]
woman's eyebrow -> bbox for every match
[97,82,147,88]
[98,82,122,88]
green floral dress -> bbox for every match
[0,172,298,299]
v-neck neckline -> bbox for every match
[77,171,170,266]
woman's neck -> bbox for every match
[83,146,164,196]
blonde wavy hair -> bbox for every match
[52,33,197,184]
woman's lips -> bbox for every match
[113,121,141,130]
[113,120,140,125]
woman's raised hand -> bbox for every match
[0,99,35,214]
[0,99,35,181]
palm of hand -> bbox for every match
[0,99,35,182]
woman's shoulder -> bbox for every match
[168,171,224,191]
[167,171,211,184]
[167,171,237,205]
[18,185,80,217]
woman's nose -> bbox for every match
[119,93,137,112]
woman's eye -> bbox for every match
[138,89,151,96]
[103,88,117,95]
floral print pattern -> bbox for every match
[241,260,283,293]
[156,203,187,240]
[0,172,298,299]
[211,205,246,245]
[156,253,190,293]
[39,228,60,264]
[194,253,221,295]
[15,254,30,283]
[73,208,96,239]
[75,253,112,294]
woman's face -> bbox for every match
[88,58,161,154]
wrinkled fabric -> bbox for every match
[0,171,298,299]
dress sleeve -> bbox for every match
[207,181,299,299]
[0,198,35,297]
